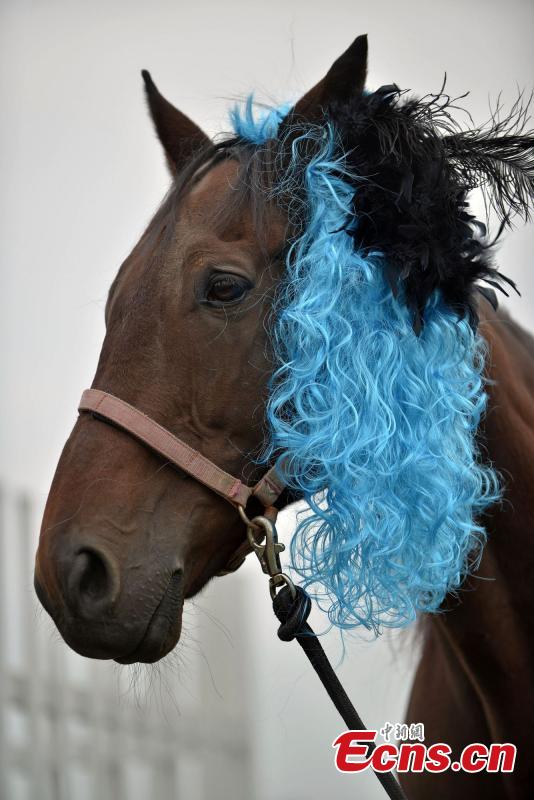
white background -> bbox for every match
[1,1,533,798]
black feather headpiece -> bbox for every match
[326,84,534,331]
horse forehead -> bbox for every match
[186,158,243,210]
[180,158,282,244]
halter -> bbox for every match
[78,387,407,800]
[78,389,292,586]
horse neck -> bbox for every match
[478,302,534,620]
[432,301,534,731]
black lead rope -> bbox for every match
[272,585,408,800]
[240,511,408,799]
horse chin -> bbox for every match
[115,571,184,665]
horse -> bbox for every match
[34,35,534,798]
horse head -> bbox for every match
[35,35,533,663]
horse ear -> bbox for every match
[141,70,209,174]
[291,34,368,121]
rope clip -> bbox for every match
[238,506,296,600]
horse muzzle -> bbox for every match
[34,536,185,663]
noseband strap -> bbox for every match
[78,389,286,570]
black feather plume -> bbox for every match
[322,83,533,330]
[443,93,534,225]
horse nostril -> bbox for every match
[79,550,108,599]
[67,547,120,618]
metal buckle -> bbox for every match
[237,506,296,600]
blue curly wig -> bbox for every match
[230,98,501,633]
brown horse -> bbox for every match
[34,36,533,798]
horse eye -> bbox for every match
[205,273,250,306]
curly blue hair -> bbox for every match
[230,99,501,633]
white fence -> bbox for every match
[0,487,254,800]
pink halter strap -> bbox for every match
[78,389,285,515]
